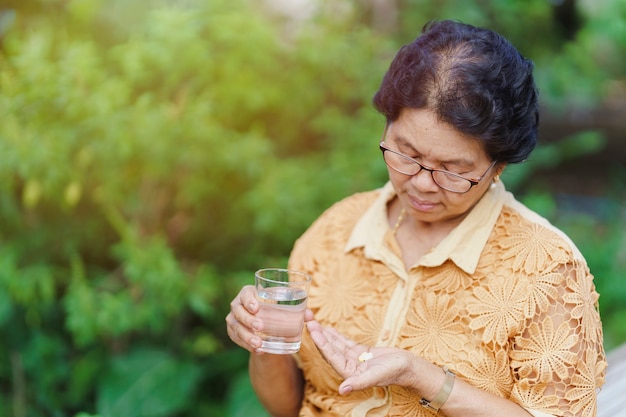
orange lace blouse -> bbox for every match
[288,181,607,417]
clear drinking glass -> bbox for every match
[254,268,311,354]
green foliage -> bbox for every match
[396,0,560,57]
[0,0,624,416]
[97,348,202,417]
[501,130,607,190]
[226,370,270,417]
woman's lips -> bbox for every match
[410,196,439,211]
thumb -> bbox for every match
[338,373,367,395]
[339,381,354,395]
[338,364,380,395]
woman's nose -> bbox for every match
[410,168,440,192]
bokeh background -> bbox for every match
[0,0,624,416]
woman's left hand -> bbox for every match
[306,320,420,395]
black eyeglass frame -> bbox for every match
[379,141,498,194]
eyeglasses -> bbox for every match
[379,141,497,193]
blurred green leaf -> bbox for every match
[227,371,270,417]
[97,348,202,417]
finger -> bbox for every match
[307,321,330,350]
[339,367,377,394]
[230,286,263,332]
[304,309,315,322]
[239,285,260,314]
[312,327,363,377]
[307,322,368,360]
[339,350,413,395]
[226,287,264,352]
[322,327,363,359]
[306,319,322,334]
[225,311,262,353]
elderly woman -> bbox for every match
[226,20,606,417]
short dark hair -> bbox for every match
[373,20,539,163]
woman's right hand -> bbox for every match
[226,285,315,354]
[225,285,264,354]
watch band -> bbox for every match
[419,366,455,413]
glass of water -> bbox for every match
[254,268,312,354]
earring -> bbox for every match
[493,174,500,183]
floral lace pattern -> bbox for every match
[290,188,606,417]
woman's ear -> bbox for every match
[493,163,507,183]
[497,163,507,176]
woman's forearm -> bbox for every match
[442,377,533,417]
[249,353,305,417]
[407,358,533,417]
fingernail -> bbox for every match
[339,385,352,395]
[252,320,262,331]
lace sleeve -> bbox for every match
[509,260,607,417]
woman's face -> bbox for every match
[384,108,500,227]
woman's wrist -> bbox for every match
[400,354,443,395]
[419,366,456,413]
[402,356,455,411]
